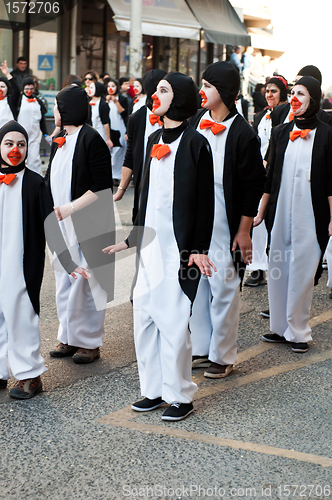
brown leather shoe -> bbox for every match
[9,376,42,399]
[50,342,78,358]
[0,379,7,390]
[72,347,100,364]
[204,363,233,379]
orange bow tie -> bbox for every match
[289,112,294,122]
[53,137,66,148]
[89,101,95,106]
[289,129,311,141]
[0,173,16,185]
[200,119,226,135]
[0,96,6,101]
[27,98,37,103]
[133,98,139,104]
[265,113,271,120]
[149,114,163,127]
[150,144,171,160]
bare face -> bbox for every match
[53,102,61,127]
[199,79,222,110]
[290,84,310,116]
[0,81,8,98]
[265,83,281,108]
[151,80,174,117]
[17,60,27,72]
[1,131,27,166]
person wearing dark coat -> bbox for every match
[0,121,89,400]
[252,83,267,113]
[113,69,166,222]
[103,72,215,422]
[45,85,115,364]
[0,60,20,126]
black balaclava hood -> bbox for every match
[202,61,240,110]
[94,82,106,98]
[0,120,28,173]
[267,76,288,103]
[0,77,10,95]
[293,76,321,129]
[56,84,89,127]
[297,65,322,85]
[105,78,120,96]
[163,72,198,121]
[143,69,167,111]
[22,76,34,89]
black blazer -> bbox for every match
[123,106,147,222]
[265,120,332,282]
[22,168,76,315]
[45,124,115,301]
[6,78,20,119]
[271,102,332,128]
[190,109,266,281]
[127,124,214,303]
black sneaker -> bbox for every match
[9,376,42,400]
[0,379,7,390]
[262,333,288,343]
[162,402,194,421]
[291,342,309,353]
[260,309,270,318]
[131,397,166,412]
[244,270,267,287]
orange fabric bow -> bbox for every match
[289,129,311,141]
[53,137,66,148]
[133,98,139,104]
[27,98,37,103]
[89,101,95,106]
[0,173,16,185]
[265,113,271,120]
[149,114,163,127]
[289,112,294,122]
[150,144,171,160]
[200,119,226,135]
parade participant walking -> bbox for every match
[245,75,288,287]
[113,69,166,222]
[105,78,128,184]
[189,61,266,377]
[46,84,115,364]
[17,77,50,175]
[131,78,146,114]
[86,81,113,149]
[256,77,332,353]
[104,72,215,421]
[0,121,89,399]
[0,60,20,127]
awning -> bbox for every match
[107,0,201,40]
[248,27,285,57]
[185,0,251,46]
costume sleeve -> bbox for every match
[87,134,112,193]
[122,113,134,170]
[191,143,214,254]
[39,112,48,136]
[264,128,277,194]
[119,94,128,127]
[39,182,77,274]
[238,134,266,216]
[7,78,20,112]
[99,100,110,125]
[326,131,332,197]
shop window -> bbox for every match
[29,19,58,90]
[179,38,198,80]
[0,28,13,69]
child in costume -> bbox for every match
[0,60,20,128]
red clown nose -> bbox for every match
[7,147,22,166]
[290,96,302,111]
[199,89,208,106]
[152,94,161,112]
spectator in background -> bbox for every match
[82,70,99,87]
[10,56,32,88]
[230,46,243,71]
[252,83,267,113]
[241,46,253,96]
[250,50,264,82]
[322,93,332,110]
[119,76,135,114]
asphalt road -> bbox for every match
[1,186,332,500]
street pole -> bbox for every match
[129,0,142,78]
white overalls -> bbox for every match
[108,99,127,181]
[190,113,241,365]
[0,98,14,129]
[133,133,197,404]
[91,101,107,142]
[18,96,43,175]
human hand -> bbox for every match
[106,139,113,149]
[253,214,263,227]
[188,253,217,277]
[0,60,9,77]
[54,204,73,221]
[102,241,129,254]
[113,188,125,202]
[329,221,332,237]
[232,231,252,265]
[70,267,91,280]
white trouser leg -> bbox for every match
[27,136,42,175]
[0,310,10,380]
[325,237,332,287]
[111,145,126,180]
[268,245,290,337]
[190,275,212,356]
[55,271,106,349]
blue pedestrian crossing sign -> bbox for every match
[38,55,54,71]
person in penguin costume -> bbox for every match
[0,60,20,127]
[86,81,114,150]
[245,75,289,288]
[0,121,89,399]
[45,84,115,364]
[255,76,332,353]
[17,76,51,175]
[131,78,147,114]
[103,72,215,421]
[188,61,266,378]
[113,69,166,222]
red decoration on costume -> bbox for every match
[150,144,171,160]
[200,119,226,135]
[152,94,161,112]
[53,137,66,148]
[7,147,22,166]
[265,113,271,120]
[149,114,163,126]
[89,101,96,105]
[199,89,208,106]
[27,98,37,103]
[0,89,5,100]
[290,96,302,112]
[289,129,311,141]
[289,112,294,122]
[0,173,17,185]
[133,98,139,104]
